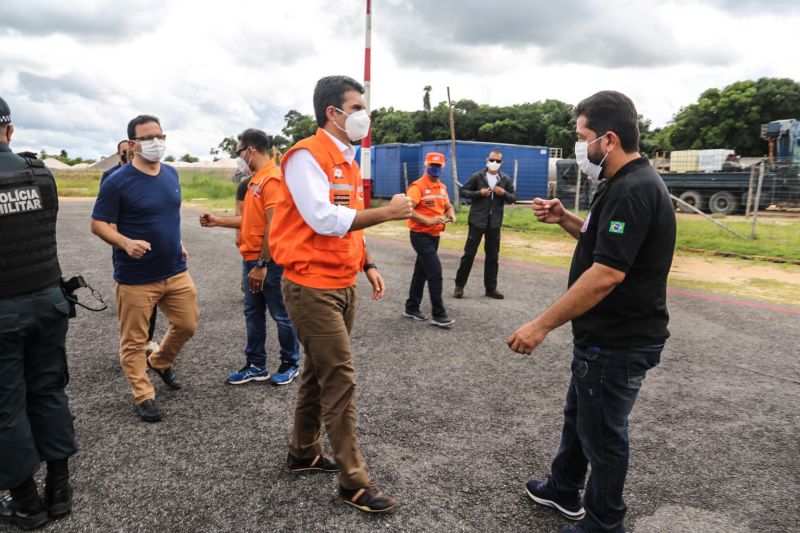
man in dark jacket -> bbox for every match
[454,150,516,299]
[100,140,131,184]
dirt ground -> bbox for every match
[366,221,800,306]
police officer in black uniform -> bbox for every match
[0,96,77,530]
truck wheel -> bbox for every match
[709,191,737,215]
[678,190,704,212]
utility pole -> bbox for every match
[361,0,372,207]
[447,86,459,207]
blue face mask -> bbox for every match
[427,165,442,178]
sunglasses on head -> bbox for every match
[488,158,502,163]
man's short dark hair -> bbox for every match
[237,128,271,153]
[575,91,640,153]
[313,75,365,128]
[117,140,128,152]
[488,150,503,160]
[127,114,161,140]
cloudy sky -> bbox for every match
[1,0,797,160]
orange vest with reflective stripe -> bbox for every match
[270,128,365,289]
[407,174,449,236]
[239,160,282,260]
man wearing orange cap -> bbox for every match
[403,152,456,327]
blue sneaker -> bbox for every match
[271,362,300,386]
[525,475,585,521]
[227,364,270,385]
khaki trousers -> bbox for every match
[281,278,371,489]
[115,271,199,404]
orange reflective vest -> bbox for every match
[239,160,282,261]
[407,174,450,236]
[270,128,365,289]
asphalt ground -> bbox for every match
[4,199,798,533]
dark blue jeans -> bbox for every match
[405,231,446,319]
[242,260,299,369]
[549,344,663,532]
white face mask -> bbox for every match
[486,161,501,172]
[334,107,371,142]
[236,156,252,175]
[574,136,608,179]
[138,138,166,162]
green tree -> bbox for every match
[372,107,421,144]
[179,153,199,163]
[282,110,317,143]
[662,77,800,156]
[164,155,176,162]
[423,86,431,112]
[211,136,238,159]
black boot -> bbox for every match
[0,478,49,530]
[45,459,72,519]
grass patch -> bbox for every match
[54,168,238,211]
[442,204,800,262]
[667,277,800,307]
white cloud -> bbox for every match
[0,0,797,159]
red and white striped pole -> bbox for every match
[362,0,372,207]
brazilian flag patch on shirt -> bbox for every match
[609,221,625,234]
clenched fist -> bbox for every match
[532,197,565,224]
[387,194,413,220]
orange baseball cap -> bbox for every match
[425,152,446,166]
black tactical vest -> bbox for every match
[0,154,62,298]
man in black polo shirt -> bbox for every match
[507,91,676,533]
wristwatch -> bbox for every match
[256,258,269,268]
[363,262,377,272]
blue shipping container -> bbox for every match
[371,143,420,198]
[370,140,548,201]
[418,140,549,201]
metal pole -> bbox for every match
[361,0,372,207]
[672,195,748,240]
[447,86,459,207]
[575,167,582,212]
[513,159,518,191]
[750,160,766,239]
[744,164,756,217]
[403,161,409,191]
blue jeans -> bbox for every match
[242,260,299,368]
[549,344,663,532]
[405,231,446,319]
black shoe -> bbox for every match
[0,493,49,530]
[339,484,399,513]
[287,453,338,473]
[403,309,427,321]
[559,525,588,533]
[137,399,162,422]
[485,289,504,299]
[525,476,585,521]
[454,286,464,298]
[430,315,455,328]
[147,357,182,390]
[44,482,72,519]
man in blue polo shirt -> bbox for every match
[91,114,199,423]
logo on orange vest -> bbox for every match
[425,189,431,193]
[333,166,344,179]
[333,193,351,206]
